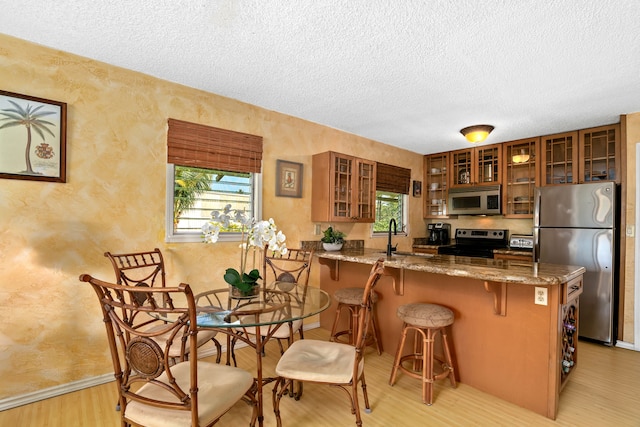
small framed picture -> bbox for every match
[412,180,422,197]
[0,90,67,183]
[276,159,303,198]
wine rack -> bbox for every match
[560,300,578,385]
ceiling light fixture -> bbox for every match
[512,148,530,164]
[460,125,494,143]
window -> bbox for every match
[373,163,411,236]
[165,119,263,243]
[373,191,407,234]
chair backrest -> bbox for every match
[104,248,172,307]
[104,248,166,288]
[262,246,314,305]
[354,258,386,353]
[79,274,200,424]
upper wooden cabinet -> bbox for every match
[424,152,449,218]
[540,131,579,186]
[540,124,620,186]
[311,151,376,223]
[502,137,540,217]
[578,124,620,183]
[449,144,502,188]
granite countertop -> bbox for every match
[315,248,585,286]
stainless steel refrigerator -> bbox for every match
[533,181,618,345]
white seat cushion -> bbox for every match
[275,339,363,384]
[125,361,253,427]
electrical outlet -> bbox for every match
[314,224,321,235]
[626,225,635,237]
[535,287,548,306]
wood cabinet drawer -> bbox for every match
[562,276,583,304]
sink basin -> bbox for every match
[378,251,432,258]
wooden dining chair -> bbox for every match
[227,246,314,363]
[79,274,257,427]
[105,248,222,363]
[272,259,386,427]
[260,246,314,351]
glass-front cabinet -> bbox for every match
[540,131,579,186]
[502,138,539,217]
[424,152,449,218]
[578,124,620,183]
[450,144,502,188]
[541,125,619,186]
[311,151,376,222]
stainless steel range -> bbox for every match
[437,228,509,258]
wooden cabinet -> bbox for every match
[311,151,376,223]
[424,152,449,218]
[540,131,579,186]
[493,252,533,262]
[412,246,439,255]
[502,138,540,217]
[578,124,620,183]
[541,125,620,186]
[450,144,502,187]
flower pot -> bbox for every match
[231,285,259,298]
[322,242,343,251]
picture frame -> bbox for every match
[412,180,422,197]
[275,159,303,198]
[0,90,67,183]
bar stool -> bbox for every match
[389,303,456,405]
[329,287,383,354]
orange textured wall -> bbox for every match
[0,34,425,400]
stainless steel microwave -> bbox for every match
[448,185,501,215]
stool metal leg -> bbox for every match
[423,328,434,405]
[369,306,383,354]
[329,302,344,342]
[389,322,408,385]
[441,328,457,388]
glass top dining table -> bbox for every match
[193,285,331,427]
[193,285,330,329]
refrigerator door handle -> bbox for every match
[533,187,541,263]
[533,187,541,227]
[533,227,540,262]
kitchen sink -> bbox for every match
[378,251,433,258]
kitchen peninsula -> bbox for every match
[316,249,585,420]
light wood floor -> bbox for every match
[2,328,639,426]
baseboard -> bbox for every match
[0,373,115,412]
[0,322,320,411]
[615,340,639,351]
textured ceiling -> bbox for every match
[1,0,639,154]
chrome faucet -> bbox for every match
[387,218,397,256]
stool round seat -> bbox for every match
[397,303,454,329]
[334,287,379,305]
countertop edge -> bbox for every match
[315,249,585,286]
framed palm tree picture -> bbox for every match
[0,90,67,183]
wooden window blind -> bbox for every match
[376,162,411,194]
[167,118,263,173]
